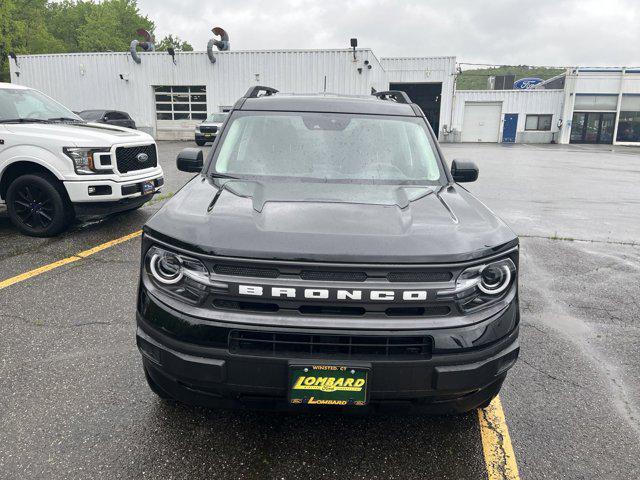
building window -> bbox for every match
[525,114,552,131]
[574,94,618,111]
[154,86,207,121]
[616,95,640,143]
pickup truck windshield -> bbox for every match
[213,112,444,184]
[0,88,81,122]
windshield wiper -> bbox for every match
[47,117,84,123]
[0,118,51,124]
[210,172,241,180]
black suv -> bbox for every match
[136,86,519,413]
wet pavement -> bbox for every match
[1,142,639,479]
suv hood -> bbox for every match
[5,122,150,146]
[146,177,517,263]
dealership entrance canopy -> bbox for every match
[8,49,639,146]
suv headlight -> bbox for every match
[454,258,516,312]
[144,246,226,304]
[64,147,111,174]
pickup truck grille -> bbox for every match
[115,145,158,173]
[200,125,218,134]
[229,330,433,359]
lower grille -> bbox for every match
[116,145,158,173]
[228,330,432,359]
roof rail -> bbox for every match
[373,90,412,104]
[244,86,279,98]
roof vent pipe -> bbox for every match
[207,27,230,64]
[130,28,155,64]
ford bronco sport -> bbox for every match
[137,86,519,413]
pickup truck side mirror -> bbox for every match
[177,148,204,173]
[451,159,479,183]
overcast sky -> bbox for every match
[137,0,639,68]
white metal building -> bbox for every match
[447,89,565,143]
[9,49,452,141]
[558,68,640,145]
[8,49,640,146]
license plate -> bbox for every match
[289,365,369,406]
[204,133,213,138]
[141,180,155,194]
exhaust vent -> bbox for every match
[130,28,155,64]
[207,27,230,64]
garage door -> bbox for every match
[461,102,502,142]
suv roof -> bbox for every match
[236,87,420,117]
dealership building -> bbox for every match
[8,48,640,145]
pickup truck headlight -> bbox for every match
[455,258,516,312]
[63,147,111,175]
[145,246,226,304]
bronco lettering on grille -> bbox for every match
[237,285,429,302]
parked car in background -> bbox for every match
[195,113,227,146]
[78,110,137,130]
[0,83,163,236]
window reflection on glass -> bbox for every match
[616,112,640,142]
[525,114,552,131]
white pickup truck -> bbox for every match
[0,82,163,236]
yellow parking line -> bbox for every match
[478,395,520,480]
[0,230,142,291]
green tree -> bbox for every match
[0,0,18,81]
[47,0,99,52]
[0,0,194,82]
[156,34,193,52]
[456,66,565,90]
[77,0,154,52]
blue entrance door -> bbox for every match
[502,114,518,143]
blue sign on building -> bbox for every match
[513,77,543,89]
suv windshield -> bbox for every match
[212,112,444,184]
[206,113,227,123]
[0,88,81,122]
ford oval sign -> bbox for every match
[513,77,543,89]
[137,152,149,163]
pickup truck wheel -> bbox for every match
[6,173,70,237]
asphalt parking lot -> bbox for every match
[1,141,639,480]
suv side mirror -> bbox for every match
[451,159,479,183]
[177,148,204,173]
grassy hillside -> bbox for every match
[456,66,565,90]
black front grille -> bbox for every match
[229,330,432,359]
[200,126,218,134]
[214,265,280,278]
[300,270,367,282]
[116,145,158,173]
[387,271,452,282]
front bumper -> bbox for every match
[64,172,164,203]
[136,288,520,413]
[195,132,217,142]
